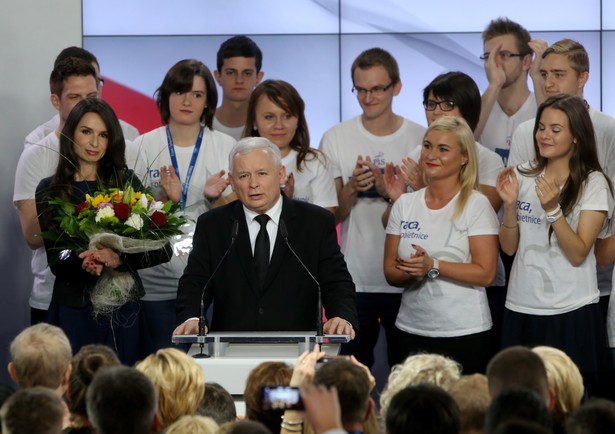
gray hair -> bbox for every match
[229,137,281,173]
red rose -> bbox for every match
[149,211,168,228]
[75,201,89,216]
[114,203,130,221]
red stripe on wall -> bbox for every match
[101,76,162,135]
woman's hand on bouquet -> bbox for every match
[79,244,121,276]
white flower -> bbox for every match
[139,193,149,208]
[148,200,164,214]
[95,206,116,222]
[125,213,144,230]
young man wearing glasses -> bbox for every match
[320,47,425,369]
[474,18,539,165]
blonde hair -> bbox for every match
[542,39,589,75]
[532,346,584,426]
[166,415,219,434]
[9,323,72,389]
[379,353,462,421]
[136,348,205,431]
[422,116,479,219]
[449,374,490,434]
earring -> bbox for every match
[253,125,258,131]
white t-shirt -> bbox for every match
[479,93,537,165]
[320,115,426,293]
[409,140,506,286]
[213,116,244,141]
[126,126,235,301]
[506,165,611,315]
[508,108,615,179]
[24,114,139,148]
[13,133,60,309]
[281,149,338,209]
[386,189,499,337]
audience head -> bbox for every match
[66,344,120,421]
[136,347,205,431]
[0,386,64,434]
[385,383,460,434]
[166,415,219,434]
[532,345,584,426]
[486,346,552,406]
[8,323,72,391]
[196,382,237,425]
[493,419,552,434]
[244,79,311,160]
[216,35,263,73]
[224,420,272,434]
[86,366,158,434]
[543,38,589,76]
[48,57,98,124]
[243,361,293,433]
[380,353,461,421]
[422,71,481,131]
[566,398,615,434]
[54,46,101,83]
[313,359,372,426]
[484,388,552,434]
[156,59,218,128]
[449,374,491,434]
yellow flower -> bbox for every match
[91,194,111,208]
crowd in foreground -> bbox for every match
[2,323,615,434]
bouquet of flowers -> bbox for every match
[42,185,187,315]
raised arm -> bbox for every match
[496,167,520,255]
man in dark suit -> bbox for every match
[173,137,357,336]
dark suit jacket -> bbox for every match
[176,195,358,331]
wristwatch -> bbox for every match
[427,259,440,280]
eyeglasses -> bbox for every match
[423,100,456,111]
[480,51,530,61]
[352,82,394,96]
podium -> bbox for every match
[172,332,350,399]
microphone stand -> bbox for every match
[193,219,239,358]
[279,219,324,338]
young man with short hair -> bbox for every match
[24,46,138,148]
[213,35,264,140]
[320,47,426,368]
[13,58,99,324]
[475,18,538,165]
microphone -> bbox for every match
[279,219,324,337]
[194,219,239,358]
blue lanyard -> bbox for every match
[165,126,204,209]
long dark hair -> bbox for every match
[520,94,613,238]
[243,79,322,172]
[51,98,128,201]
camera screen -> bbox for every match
[262,386,304,410]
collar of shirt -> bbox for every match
[243,194,283,258]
